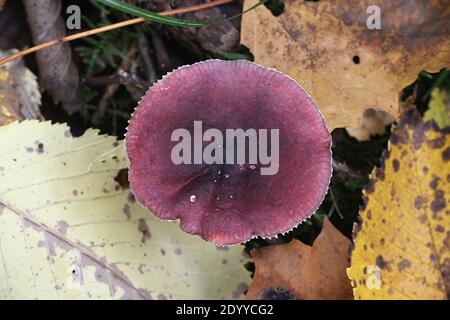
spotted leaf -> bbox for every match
[348,108,450,299]
[0,121,250,299]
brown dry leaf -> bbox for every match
[0,0,30,51]
[246,217,353,300]
[0,67,22,126]
[348,107,449,299]
[241,0,450,130]
[23,0,83,114]
[347,108,394,141]
[144,0,241,54]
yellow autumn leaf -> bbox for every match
[0,67,21,126]
[0,121,250,300]
[423,88,450,129]
[348,108,450,299]
[241,0,450,130]
[1,50,42,120]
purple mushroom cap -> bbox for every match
[126,60,332,245]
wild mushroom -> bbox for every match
[126,59,332,245]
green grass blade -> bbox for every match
[211,48,253,61]
[93,0,267,27]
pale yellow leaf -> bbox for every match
[0,121,250,299]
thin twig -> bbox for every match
[111,99,118,135]
[0,0,234,66]
[329,188,344,219]
[137,28,157,84]
[92,46,137,124]
[150,28,172,74]
[332,160,362,180]
[85,104,130,119]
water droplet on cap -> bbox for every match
[189,195,197,203]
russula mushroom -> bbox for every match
[126,59,332,245]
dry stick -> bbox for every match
[0,0,234,66]
[329,188,344,220]
[92,46,137,124]
[150,28,172,74]
[137,28,157,84]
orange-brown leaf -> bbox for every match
[246,218,353,300]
